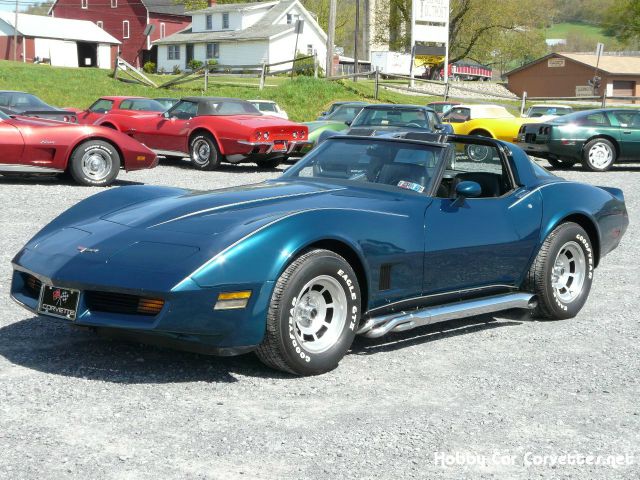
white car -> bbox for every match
[249,100,288,120]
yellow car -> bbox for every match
[442,104,537,143]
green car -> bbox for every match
[517,108,640,172]
[302,103,369,154]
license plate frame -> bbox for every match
[38,284,81,320]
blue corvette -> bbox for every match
[11,134,628,375]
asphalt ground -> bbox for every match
[0,157,638,479]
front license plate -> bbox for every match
[273,141,287,152]
[38,285,80,320]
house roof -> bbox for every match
[188,1,278,14]
[0,12,120,44]
[141,0,187,16]
[156,0,300,44]
[506,53,640,77]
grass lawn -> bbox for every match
[544,22,614,45]
[0,61,436,122]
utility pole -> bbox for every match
[353,0,360,82]
[13,0,18,62]
[325,0,336,77]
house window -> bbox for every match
[206,43,219,59]
[168,45,180,60]
[206,14,212,30]
[307,44,313,55]
[222,12,229,29]
[81,0,87,9]
[286,13,292,24]
[122,20,130,39]
[160,23,166,39]
[111,0,117,7]
[97,20,103,29]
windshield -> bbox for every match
[352,107,432,129]
[528,106,573,117]
[429,103,455,114]
[0,92,51,110]
[282,138,443,194]
[441,107,470,123]
[119,98,166,112]
[326,104,365,122]
[253,102,277,112]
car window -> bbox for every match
[528,106,573,117]
[575,112,610,127]
[443,107,470,123]
[352,108,431,128]
[283,138,443,194]
[119,99,165,112]
[434,141,513,199]
[254,102,277,113]
[89,99,114,114]
[609,110,640,128]
[326,105,363,122]
[168,100,198,119]
[427,111,439,129]
[200,100,260,116]
[0,110,8,119]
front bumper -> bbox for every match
[10,266,273,355]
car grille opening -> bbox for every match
[85,291,165,316]
[22,274,42,298]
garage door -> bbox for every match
[40,39,78,68]
[613,80,635,96]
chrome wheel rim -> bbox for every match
[292,275,347,354]
[551,241,586,303]
[588,142,613,169]
[81,148,112,181]
[466,144,490,162]
[191,139,211,165]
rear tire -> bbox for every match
[525,222,594,320]
[256,249,361,375]
[69,140,120,186]
[582,138,616,172]
[189,133,222,170]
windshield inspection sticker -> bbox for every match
[397,181,425,193]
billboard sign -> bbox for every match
[412,0,450,43]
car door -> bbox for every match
[137,100,197,153]
[423,140,543,299]
[607,110,640,160]
[0,117,25,165]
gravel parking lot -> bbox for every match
[0,158,638,480]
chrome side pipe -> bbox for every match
[357,293,537,339]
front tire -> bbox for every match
[525,222,594,320]
[582,138,616,171]
[189,133,222,170]
[256,249,361,375]
[69,140,120,186]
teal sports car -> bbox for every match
[517,108,640,171]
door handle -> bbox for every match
[623,131,632,134]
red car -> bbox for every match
[0,110,157,186]
[94,96,309,169]
[73,96,169,126]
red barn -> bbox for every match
[49,0,202,67]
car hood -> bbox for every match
[100,182,346,235]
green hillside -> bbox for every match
[0,61,435,122]
[544,22,615,45]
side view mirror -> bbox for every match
[162,111,170,119]
[345,120,352,126]
[321,111,328,116]
[434,124,445,130]
[455,181,482,199]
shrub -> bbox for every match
[172,65,181,75]
[187,59,203,71]
[207,59,218,72]
[143,61,156,74]
[292,51,322,77]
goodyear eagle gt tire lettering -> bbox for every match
[256,249,361,375]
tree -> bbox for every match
[24,1,53,15]
[604,0,640,44]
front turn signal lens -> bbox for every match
[214,291,252,310]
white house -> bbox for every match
[0,12,120,69]
[154,0,327,73]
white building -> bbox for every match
[154,0,327,73]
[0,12,120,69]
